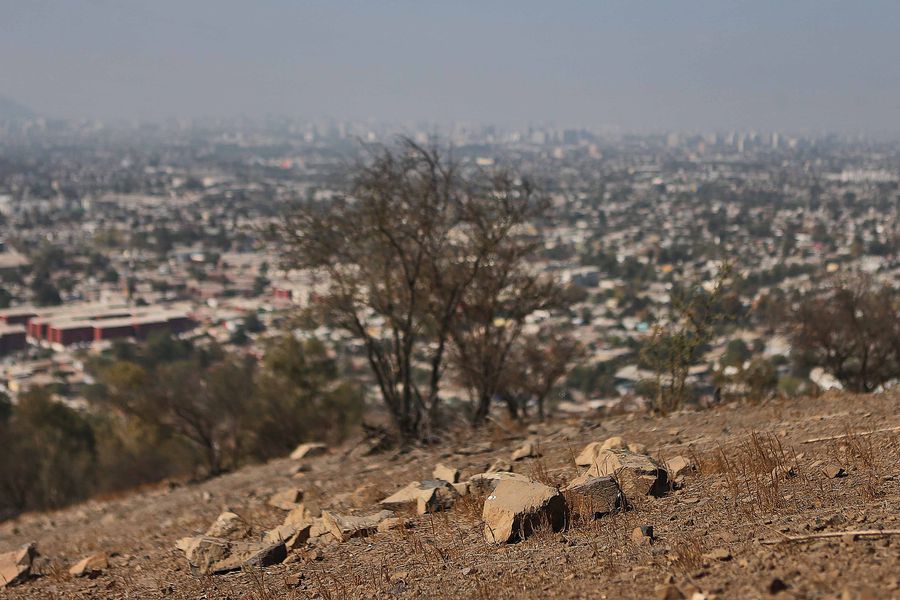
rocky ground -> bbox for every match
[1,390,899,599]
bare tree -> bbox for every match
[279,139,555,439]
[792,274,899,393]
[641,263,732,414]
[504,328,583,420]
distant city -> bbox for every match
[0,115,897,409]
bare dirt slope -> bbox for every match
[2,390,899,599]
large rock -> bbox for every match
[179,536,286,575]
[482,479,566,543]
[0,542,35,588]
[432,463,460,483]
[468,471,532,495]
[268,488,304,510]
[563,476,623,519]
[206,511,251,540]
[69,553,108,577]
[321,510,394,542]
[570,449,668,498]
[290,442,328,460]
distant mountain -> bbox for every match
[0,95,35,121]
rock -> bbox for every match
[263,523,311,550]
[321,510,395,542]
[631,525,654,545]
[180,536,287,575]
[375,478,458,514]
[351,483,384,508]
[69,553,108,577]
[575,437,629,466]
[432,463,460,483]
[482,478,566,543]
[416,482,459,514]
[487,458,514,473]
[451,482,470,496]
[628,442,648,454]
[574,442,604,466]
[205,511,251,540]
[377,517,408,533]
[0,542,36,588]
[290,442,328,460]
[511,439,539,461]
[601,436,627,451]
[563,475,623,519]
[269,488,304,510]
[656,584,686,600]
[468,471,533,495]
[704,547,732,562]
[283,502,321,528]
[768,577,789,594]
[570,449,668,497]
[666,456,692,480]
[823,464,847,479]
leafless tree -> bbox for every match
[279,139,561,439]
[792,274,899,393]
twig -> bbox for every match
[759,529,900,545]
[801,426,900,444]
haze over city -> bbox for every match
[1,3,899,599]
[2,0,900,132]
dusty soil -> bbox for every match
[1,390,899,599]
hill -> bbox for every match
[1,390,899,599]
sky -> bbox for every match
[2,0,899,133]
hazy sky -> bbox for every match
[2,1,899,132]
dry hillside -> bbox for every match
[1,390,899,600]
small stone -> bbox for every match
[822,464,846,479]
[263,523,311,550]
[321,510,395,542]
[416,483,459,515]
[655,584,686,600]
[631,525,654,545]
[487,458,514,473]
[768,577,789,594]
[666,456,692,480]
[290,442,328,460]
[433,463,460,483]
[380,480,456,511]
[704,547,732,562]
[563,475,623,519]
[179,536,287,575]
[69,553,109,577]
[376,517,407,533]
[570,449,669,497]
[511,439,539,461]
[467,471,532,495]
[0,543,36,588]
[269,488,304,510]
[601,436,628,451]
[205,512,251,540]
[627,442,648,454]
[283,502,321,528]
[350,483,384,508]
